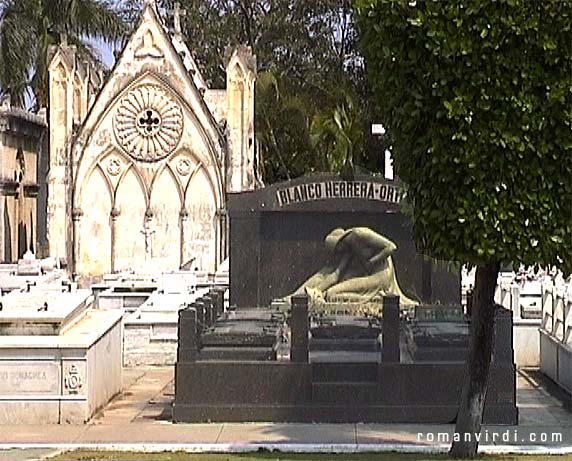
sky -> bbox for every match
[89,38,118,69]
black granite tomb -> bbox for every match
[173,174,515,425]
[173,295,518,424]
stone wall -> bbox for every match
[0,106,46,262]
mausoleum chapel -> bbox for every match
[46,1,256,281]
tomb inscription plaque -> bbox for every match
[0,361,60,395]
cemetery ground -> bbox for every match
[0,365,569,461]
[42,451,572,461]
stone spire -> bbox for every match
[143,0,157,10]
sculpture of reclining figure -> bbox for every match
[291,227,418,306]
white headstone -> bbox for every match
[17,251,41,276]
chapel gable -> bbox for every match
[46,1,257,280]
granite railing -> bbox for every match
[539,282,572,394]
[494,277,543,320]
[540,281,572,345]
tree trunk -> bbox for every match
[449,261,500,458]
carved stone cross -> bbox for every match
[172,2,186,35]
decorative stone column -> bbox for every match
[217,207,228,265]
[110,207,120,273]
[71,207,83,279]
[179,208,188,268]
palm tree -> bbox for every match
[310,87,365,173]
[0,0,126,108]
[255,70,315,182]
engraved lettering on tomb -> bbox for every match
[114,84,183,162]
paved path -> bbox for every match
[0,367,570,460]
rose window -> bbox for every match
[114,85,183,162]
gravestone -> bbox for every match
[173,173,516,425]
[198,304,286,361]
[228,173,460,308]
[16,250,41,276]
[174,296,517,424]
[122,288,209,366]
[0,288,122,424]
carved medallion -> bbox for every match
[114,85,183,162]
[176,157,191,176]
[64,364,83,394]
[107,158,122,176]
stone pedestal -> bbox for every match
[122,288,209,366]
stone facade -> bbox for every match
[47,3,256,281]
[0,100,46,262]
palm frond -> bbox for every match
[0,0,38,106]
[66,0,128,42]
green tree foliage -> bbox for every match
[255,71,313,181]
[161,0,360,89]
[310,87,365,173]
[170,0,379,183]
[256,70,370,181]
[356,0,572,457]
[357,0,572,271]
[0,0,126,108]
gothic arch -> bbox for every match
[76,166,112,276]
[113,163,150,210]
[113,166,147,272]
[149,162,184,208]
[74,147,149,211]
[71,71,225,202]
[169,147,224,212]
[148,165,183,269]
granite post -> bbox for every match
[177,307,199,362]
[493,305,513,364]
[207,294,217,325]
[195,300,205,333]
[203,297,213,327]
[291,294,309,363]
[382,295,400,363]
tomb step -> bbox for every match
[199,346,276,361]
[310,338,380,351]
[312,382,379,405]
[312,362,377,383]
